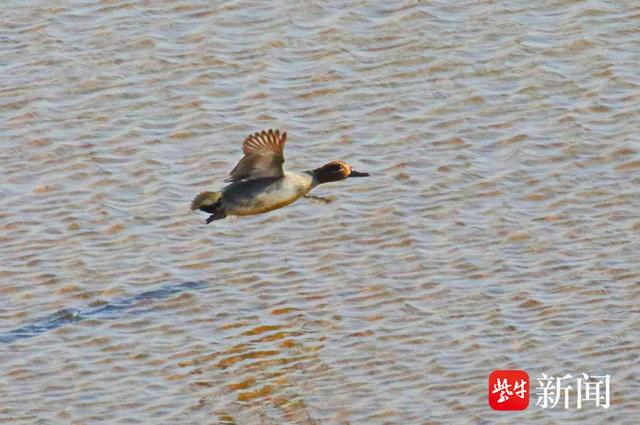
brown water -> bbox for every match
[1,1,639,424]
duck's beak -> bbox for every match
[349,170,370,177]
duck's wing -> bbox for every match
[226,129,287,182]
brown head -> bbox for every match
[312,160,369,184]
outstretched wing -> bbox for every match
[226,129,287,182]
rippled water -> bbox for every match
[1,0,639,423]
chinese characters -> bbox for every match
[489,370,611,411]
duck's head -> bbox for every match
[313,160,370,184]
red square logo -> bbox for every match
[488,370,529,410]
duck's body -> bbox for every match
[191,129,368,223]
[222,171,315,216]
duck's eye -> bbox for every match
[327,164,342,172]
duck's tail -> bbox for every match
[191,191,227,223]
[191,191,221,212]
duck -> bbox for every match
[191,129,369,223]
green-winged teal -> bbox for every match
[191,129,369,223]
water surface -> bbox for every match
[1,0,639,423]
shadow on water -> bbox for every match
[0,281,207,344]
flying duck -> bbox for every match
[191,129,369,223]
